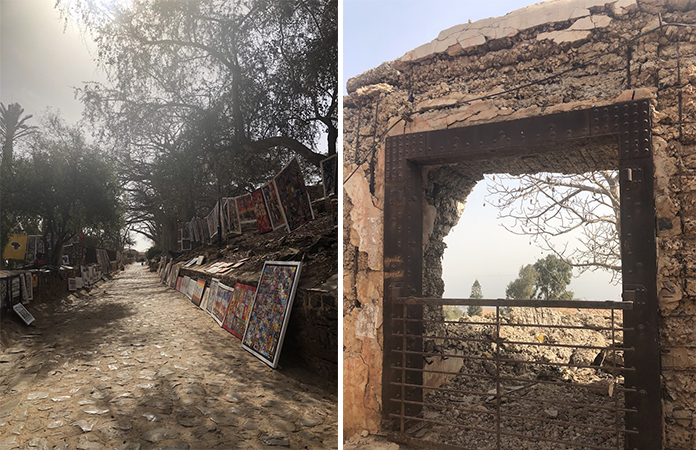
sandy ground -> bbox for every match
[0,264,337,450]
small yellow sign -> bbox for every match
[3,234,28,260]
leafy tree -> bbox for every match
[56,0,337,250]
[505,264,538,300]
[468,279,483,316]
[18,114,124,265]
[532,254,573,301]
[0,103,38,267]
[487,172,620,282]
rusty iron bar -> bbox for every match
[498,411,634,435]
[395,316,632,332]
[390,382,638,412]
[390,368,637,393]
[389,397,496,417]
[612,309,621,450]
[395,297,633,310]
[388,413,629,450]
[386,433,485,450]
[392,331,634,352]
[400,302,407,433]
[391,348,637,372]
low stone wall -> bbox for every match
[344,0,696,445]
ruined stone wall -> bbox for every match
[343,0,696,446]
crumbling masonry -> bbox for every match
[343,0,696,448]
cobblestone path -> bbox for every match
[0,264,337,450]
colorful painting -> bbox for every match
[236,194,256,224]
[191,279,206,306]
[242,261,302,368]
[252,188,273,234]
[222,283,257,340]
[211,282,234,326]
[273,158,314,231]
[261,182,286,231]
[224,198,242,235]
[175,276,183,291]
[204,278,221,315]
[320,154,338,198]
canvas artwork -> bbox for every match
[236,194,256,224]
[11,277,20,300]
[75,277,83,289]
[224,198,242,235]
[206,207,218,239]
[68,278,77,291]
[13,303,35,325]
[242,261,302,368]
[182,276,192,298]
[320,154,338,198]
[251,189,273,234]
[273,158,314,231]
[204,278,221,315]
[3,234,27,260]
[261,182,286,231]
[169,264,181,289]
[191,279,206,306]
[199,287,210,311]
[22,273,33,303]
[176,276,183,291]
[211,282,234,326]
[222,283,257,340]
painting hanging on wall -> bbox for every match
[242,261,302,368]
[222,283,257,339]
[320,154,338,198]
[236,194,256,224]
[274,158,314,231]
[251,189,273,234]
[211,282,234,326]
[224,197,242,235]
[261,182,286,231]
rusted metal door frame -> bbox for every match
[383,100,661,449]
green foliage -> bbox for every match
[467,305,483,316]
[145,246,162,261]
[533,254,573,300]
[505,264,538,300]
[443,306,464,321]
[17,113,125,265]
[470,279,483,299]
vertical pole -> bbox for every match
[495,306,501,449]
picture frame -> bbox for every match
[191,279,206,306]
[211,282,234,326]
[242,261,302,368]
[13,303,35,326]
[261,181,287,231]
[222,283,256,340]
[273,158,314,231]
[320,153,338,198]
[252,188,273,234]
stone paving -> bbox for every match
[0,264,337,450]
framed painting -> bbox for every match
[204,278,221,315]
[182,276,192,298]
[236,194,256,224]
[211,282,234,326]
[175,276,183,291]
[11,277,21,301]
[13,303,35,326]
[22,273,32,303]
[224,198,242,235]
[320,154,338,198]
[222,283,257,340]
[191,279,206,306]
[242,261,302,368]
[68,277,77,292]
[252,188,273,234]
[206,206,218,238]
[273,158,314,231]
[199,287,210,311]
[261,182,287,231]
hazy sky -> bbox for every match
[343,0,622,300]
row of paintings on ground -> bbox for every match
[67,264,107,291]
[0,272,37,325]
[180,155,337,250]
[157,258,302,368]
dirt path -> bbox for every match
[0,264,337,450]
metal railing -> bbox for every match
[387,297,635,450]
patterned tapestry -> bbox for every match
[261,182,286,231]
[252,189,273,234]
[273,158,314,231]
[222,283,257,340]
[242,261,302,368]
